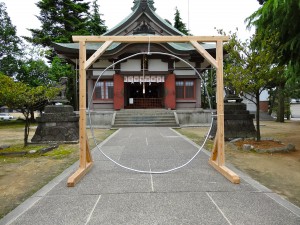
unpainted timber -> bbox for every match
[72,35,230,43]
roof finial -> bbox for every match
[131,0,156,11]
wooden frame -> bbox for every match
[67,35,240,187]
[175,79,196,100]
[93,80,114,100]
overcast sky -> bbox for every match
[2,0,260,40]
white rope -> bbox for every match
[88,51,215,174]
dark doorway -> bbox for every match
[125,82,164,108]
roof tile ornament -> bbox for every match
[131,0,156,11]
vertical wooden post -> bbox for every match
[216,40,225,166]
[67,41,93,187]
[209,40,240,184]
[79,41,87,169]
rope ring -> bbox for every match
[88,51,214,174]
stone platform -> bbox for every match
[210,102,256,140]
[31,105,79,143]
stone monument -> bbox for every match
[31,77,79,143]
[209,94,256,140]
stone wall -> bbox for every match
[175,109,213,126]
[85,111,115,128]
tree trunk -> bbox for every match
[268,89,277,115]
[255,91,261,141]
[23,112,30,147]
[276,84,285,122]
[30,110,35,123]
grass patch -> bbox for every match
[0,120,29,129]
[0,144,47,153]
[87,128,116,149]
[0,157,20,164]
[44,144,78,159]
[0,128,115,219]
[176,127,213,150]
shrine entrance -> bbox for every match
[124,82,164,108]
[67,35,241,187]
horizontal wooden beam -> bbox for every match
[67,162,93,187]
[72,35,229,43]
[209,159,240,184]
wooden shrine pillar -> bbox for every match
[208,40,240,183]
[113,74,124,110]
[164,74,176,109]
[67,41,93,187]
[67,40,113,187]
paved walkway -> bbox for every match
[1,127,300,225]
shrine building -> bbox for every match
[53,0,216,111]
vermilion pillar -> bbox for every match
[113,74,124,110]
[164,74,176,109]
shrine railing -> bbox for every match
[126,98,163,108]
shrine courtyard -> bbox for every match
[1,124,300,225]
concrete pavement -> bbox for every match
[1,127,300,225]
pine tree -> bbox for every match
[257,0,267,5]
[26,0,90,47]
[173,7,190,35]
[0,2,23,76]
[86,0,107,35]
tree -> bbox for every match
[26,0,90,48]
[173,7,190,35]
[17,59,50,87]
[247,0,300,74]
[0,74,59,146]
[86,0,107,35]
[26,0,108,108]
[257,0,267,4]
[201,69,217,109]
[0,2,23,76]
[48,56,77,107]
[17,59,51,122]
[221,31,284,140]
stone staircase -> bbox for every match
[112,109,179,128]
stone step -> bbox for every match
[113,123,179,128]
[114,118,177,123]
[116,114,175,117]
[112,109,178,128]
[116,112,175,116]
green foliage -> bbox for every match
[220,30,285,139]
[173,7,190,35]
[26,0,90,47]
[0,2,23,76]
[43,147,74,159]
[0,74,59,146]
[201,69,217,109]
[17,59,50,87]
[247,0,300,74]
[0,74,58,111]
[48,56,76,106]
[86,0,107,35]
[48,56,73,81]
[221,31,284,99]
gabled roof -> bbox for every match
[53,0,216,59]
[103,0,185,36]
